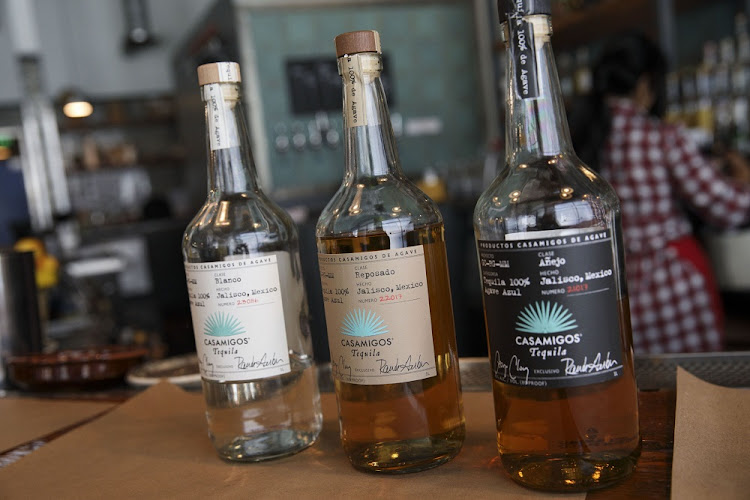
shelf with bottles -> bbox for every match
[64,139,187,173]
[508,0,750,129]
[666,12,750,154]
[57,95,176,132]
[58,95,188,229]
[59,96,185,173]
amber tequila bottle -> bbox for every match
[473,1,640,491]
[182,62,322,462]
[316,31,465,473]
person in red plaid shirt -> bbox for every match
[570,34,750,354]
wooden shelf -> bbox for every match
[66,155,186,173]
[552,0,657,49]
[59,115,175,132]
[57,95,176,132]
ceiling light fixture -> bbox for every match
[60,90,93,118]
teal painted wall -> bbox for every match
[244,2,483,192]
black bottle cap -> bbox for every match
[500,0,552,22]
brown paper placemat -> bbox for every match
[671,367,750,500]
[0,382,582,499]
[0,397,114,452]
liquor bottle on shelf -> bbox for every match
[556,52,574,103]
[694,41,718,147]
[665,71,683,124]
[473,1,640,492]
[732,13,750,154]
[573,46,593,96]
[714,37,736,150]
[182,62,322,462]
[733,13,750,98]
[316,30,465,474]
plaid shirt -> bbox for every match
[601,99,750,353]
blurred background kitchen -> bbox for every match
[1,0,750,365]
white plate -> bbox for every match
[127,354,201,388]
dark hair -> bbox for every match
[569,33,668,170]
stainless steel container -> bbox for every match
[0,249,43,387]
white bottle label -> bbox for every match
[340,53,381,128]
[203,83,238,150]
[343,54,366,127]
[318,246,437,385]
[185,254,290,382]
[215,62,240,83]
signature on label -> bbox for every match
[377,354,431,375]
[561,352,619,375]
[235,353,286,370]
[494,351,530,384]
[201,354,216,378]
[331,355,353,380]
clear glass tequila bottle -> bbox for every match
[316,31,465,473]
[182,62,322,462]
[473,1,640,491]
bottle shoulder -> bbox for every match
[474,155,621,237]
[183,192,299,261]
[316,175,442,238]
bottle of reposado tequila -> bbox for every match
[182,62,322,462]
[473,1,641,491]
[316,31,465,473]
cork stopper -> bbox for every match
[197,62,241,86]
[334,30,382,57]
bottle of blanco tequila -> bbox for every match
[182,62,322,462]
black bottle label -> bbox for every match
[478,230,625,388]
[507,15,540,99]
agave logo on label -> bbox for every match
[341,309,388,337]
[516,301,577,334]
[204,312,246,337]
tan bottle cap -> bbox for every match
[197,62,241,86]
[334,30,382,57]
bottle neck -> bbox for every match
[503,15,574,164]
[338,52,401,180]
[201,82,259,195]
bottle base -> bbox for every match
[214,429,319,462]
[500,450,640,492]
[346,427,464,474]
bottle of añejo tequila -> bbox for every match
[473,1,641,491]
[183,62,322,462]
[316,31,465,473]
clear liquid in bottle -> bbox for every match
[183,62,322,462]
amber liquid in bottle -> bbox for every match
[320,223,465,472]
[474,6,640,491]
[317,31,464,473]
[493,298,639,490]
